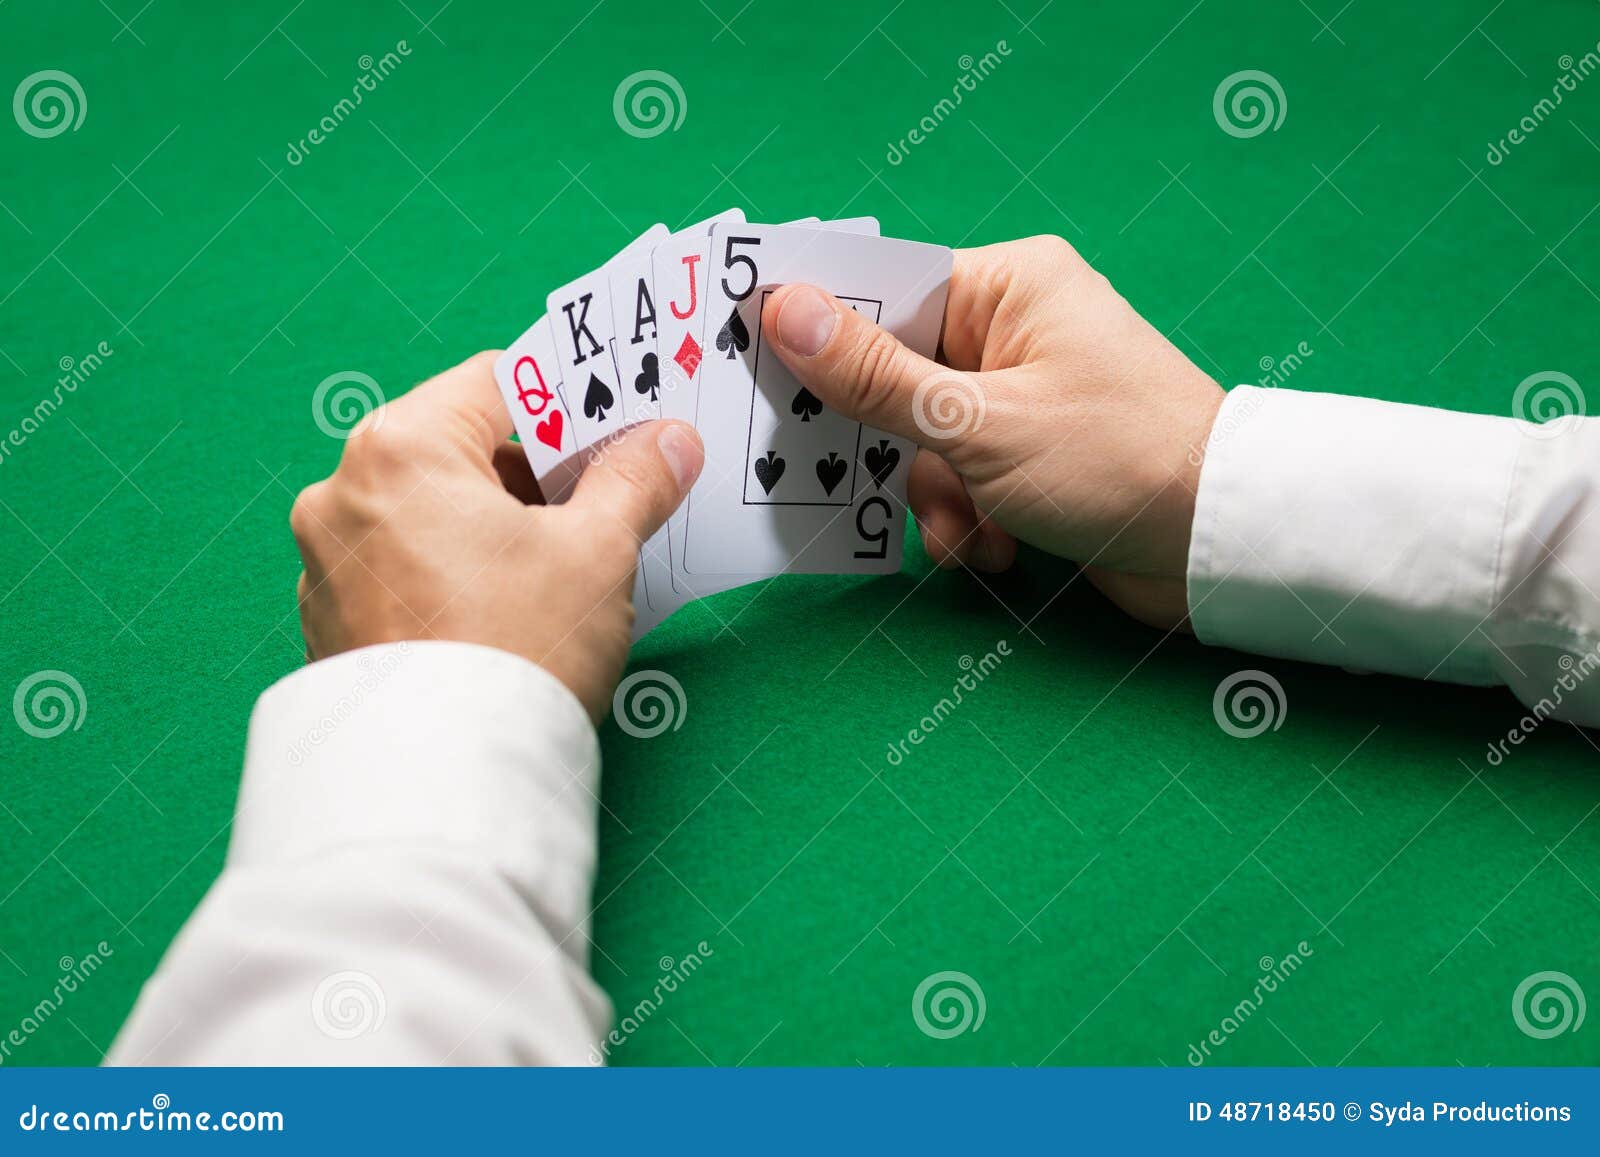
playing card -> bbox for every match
[815,216,880,236]
[493,316,581,502]
[681,225,951,576]
[493,227,666,505]
[655,215,882,599]
[539,225,676,637]
[609,212,743,621]
[545,225,669,453]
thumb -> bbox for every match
[762,284,984,448]
[568,420,703,556]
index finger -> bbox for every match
[379,349,514,460]
[938,236,1091,371]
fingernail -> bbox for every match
[776,286,838,356]
[658,423,704,493]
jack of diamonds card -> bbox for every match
[609,213,740,617]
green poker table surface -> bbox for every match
[1,0,1596,1066]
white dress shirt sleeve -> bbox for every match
[106,641,610,1066]
[1188,385,1600,728]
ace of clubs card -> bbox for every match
[681,224,951,576]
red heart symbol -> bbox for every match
[534,409,564,450]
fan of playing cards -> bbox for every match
[494,211,954,639]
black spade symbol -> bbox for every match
[714,307,750,359]
[791,387,823,422]
[863,439,900,489]
[816,451,847,496]
[583,373,614,421]
[753,450,786,495]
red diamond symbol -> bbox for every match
[673,333,702,380]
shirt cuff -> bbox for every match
[1187,386,1522,686]
[233,641,600,913]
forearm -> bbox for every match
[107,642,610,1065]
[1188,386,1600,726]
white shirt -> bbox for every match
[108,387,1600,1065]
[1189,386,1600,725]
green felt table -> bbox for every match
[2,0,1598,1068]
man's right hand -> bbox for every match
[759,235,1225,629]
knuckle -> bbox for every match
[1033,233,1080,264]
[342,418,423,471]
[463,348,502,375]
[337,422,382,469]
[851,327,909,414]
[288,483,327,542]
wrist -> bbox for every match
[1142,373,1225,580]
